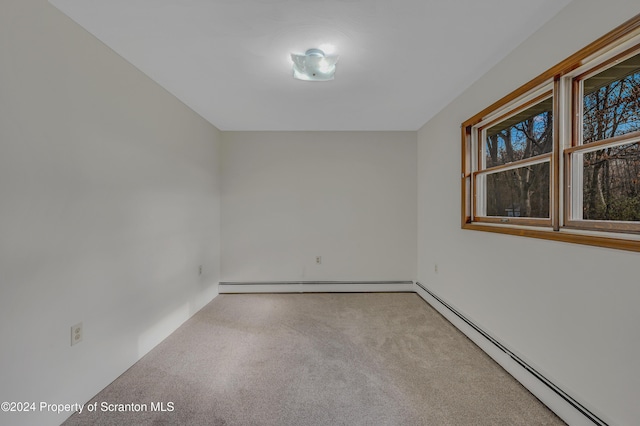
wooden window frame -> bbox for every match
[461,13,640,252]
[473,88,554,227]
[565,42,640,234]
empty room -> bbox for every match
[2,0,640,425]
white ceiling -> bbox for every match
[49,0,571,131]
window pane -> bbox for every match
[485,97,553,168]
[582,143,640,221]
[583,52,640,144]
[485,162,550,217]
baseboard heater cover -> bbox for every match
[220,280,413,285]
[415,282,607,426]
[219,281,414,293]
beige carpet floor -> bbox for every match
[63,293,564,425]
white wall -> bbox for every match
[221,132,416,282]
[417,1,640,425]
[0,1,222,425]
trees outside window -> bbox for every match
[481,96,552,220]
[575,54,640,223]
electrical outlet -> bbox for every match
[316,256,322,264]
[71,323,83,346]
[434,263,438,273]
[199,265,203,275]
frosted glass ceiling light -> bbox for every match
[291,48,338,81]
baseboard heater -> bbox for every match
[219,281,414,293]
[415,282,607,426]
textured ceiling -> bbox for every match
[49,0,571,131]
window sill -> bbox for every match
[462,222,640,252]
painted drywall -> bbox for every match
[417,1,640,425]
[221,132,417,282]
[0,1,222,425]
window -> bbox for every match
[462,14,640,252]
[566,48,640,232]
[474,89,553,225]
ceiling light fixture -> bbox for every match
[291,48,338,81]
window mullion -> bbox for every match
[552,79,560,230]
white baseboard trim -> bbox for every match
[415,282,609,426]
[219,281,415,294]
